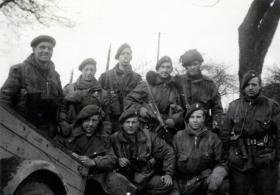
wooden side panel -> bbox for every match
[0,106,88,195]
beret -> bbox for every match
[156,56,172,70]
[115,43,131,60]
[180,49,203,67]
[185,103,206,121]
[241,70,261,90]
[79,58,97,71]
[76,105,103,121]
[119,107,139,124]
[31,35,56,47]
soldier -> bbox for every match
[0,35,63,138]
[59,58,111,137]
[110,107,175,195]
[222,70,280,195]
[57,105,137,195]
[173,103,228,195]
[174,49,223,131]
[124,56,184,143]
[99,43,142,132]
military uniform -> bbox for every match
[222,71,280,195]
[59,78,112,136]
[125,70,184,142]
[174,73,223,129]
[57,105,136,195]
[0,54,63,138]
[222,95,280,195]
[111,108,176,195]
[173,126,227,195]
[99,64,142,132]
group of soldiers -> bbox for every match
[0,35,279,195]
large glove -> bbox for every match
[140,106,150,118]
[165,118,175,128]
[59,121,72,137]
[207,166,227,191]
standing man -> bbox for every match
[174,49,223,131]
[99,43,142,132]
[0,35,63,138]
[111,107,175,195]
[222,70,280,195]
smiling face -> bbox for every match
[188,110,205,130]
[157,61,173,79]
[122,116,139,135]
[244,77,261,97]
[33,41,54,64]
[81,64,96,81]
[82,115,100,137]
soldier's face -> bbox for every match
[186,60,202,76]
[82,115,100,137]
[82,64,96,81]
[157,62,173,78]
[33,42,54,63]
[123,116,139,134]
[118,48,132,66]
[244,77,261,97]
[188,110,205,130]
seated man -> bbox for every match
[173,103,228,195]
[111,107,175,195]
[56,105,136,195]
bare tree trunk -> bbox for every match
[238,0,280,85]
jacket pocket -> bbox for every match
[228,146,244,168]
[254,148,276,168]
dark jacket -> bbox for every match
[111,128,175,179]
[67,125,116,171]
[61,87,111,123]
[222,94,280,171]
[99,64,142,118]
[174,73,223,127]
[173,126,223,176]
[124,71,184,130]
[0,54,62,136]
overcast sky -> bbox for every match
[0,0,279,105]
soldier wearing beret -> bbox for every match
[173,103,228,195]
[124,56,184,144]
[111,107,175,195]
[59,58,111,137]
[57,105,136,195]
[173,49,223,132]
[99,43,142,132]
[222,70,280,195]
[0,35,62,138]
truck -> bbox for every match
[0,104,88,195]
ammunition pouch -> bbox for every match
[109,91,122,116]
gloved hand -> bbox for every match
[165,118,175,128]
[140,106,149,118]
[207,166,227,191]
[59,121,72,137]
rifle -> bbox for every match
[146,82,168,137]
[106,43,111,72]
[69,69,74,84]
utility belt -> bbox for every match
[245,135,269,147]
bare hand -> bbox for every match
[161,175,173,186]
[78,155,96,167]
[118,158,130,167]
